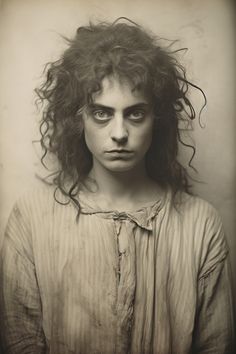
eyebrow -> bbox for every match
[87,103,150,112]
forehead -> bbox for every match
[91,76,150,107]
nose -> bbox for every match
[110,116,128,144]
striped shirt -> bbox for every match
[0,183,234,353]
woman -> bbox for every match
[0,18,234,354]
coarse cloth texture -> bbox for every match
[0,184,235,354]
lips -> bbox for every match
[106,149,133,153]
[105,149,134,160]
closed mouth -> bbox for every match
[106,149,133,153]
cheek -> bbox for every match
[83,124,103,155]
[84,130,96,154]
[136,123,154,150]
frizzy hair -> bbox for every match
[35,17,206,204]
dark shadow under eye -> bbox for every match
[93,110,112,120]
[127,110,146,121]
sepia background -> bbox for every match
[0,0,235,299]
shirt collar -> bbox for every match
[77,194,166,231]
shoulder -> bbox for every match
[161,190,223,230]
[6,181,69,230]
[11,182,54,215]
[4,181,73,250]
[173,192,223,229]
[174,192,226,246]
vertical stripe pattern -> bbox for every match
[0,184,234,353]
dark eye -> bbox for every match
[93,110,112,121]
[127,110,146,121]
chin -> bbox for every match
[103,160,140,173]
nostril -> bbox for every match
[111,135,128,144]
[111,129,128,143]
[111,129,128,142]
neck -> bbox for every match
[82,160,163,211]
[86,160,150,199]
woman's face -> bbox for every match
[82,76,154,174]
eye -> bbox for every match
[92,109,112,122]
[127,109,146,121]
